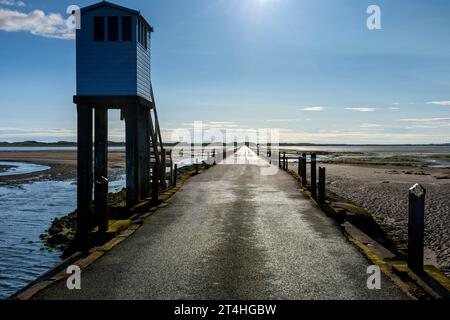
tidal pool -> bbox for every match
[0,161,50,177]
[0,174,126,299]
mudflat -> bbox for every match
[0,151,126,185]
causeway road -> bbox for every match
[34,147,406,300]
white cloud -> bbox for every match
[399,118,450,129]
[278,130,448,144]
[427,101,450,106]
[179,121,247,129]
[360,123,384,128]
[388,107,400,110]
[345,107,376,112]
[0,0,26,7]
[301,106,324,112]
[266,118,301,123]
[392,102,400,105]
[0,8,74,40]
[399,117,450,122]
[0,127,76,139]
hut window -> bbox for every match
[122,16,132,41]
[108,16,119,41]
[93,16,105,41]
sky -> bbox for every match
[0,0,449,144]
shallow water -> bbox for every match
[0,147,125,152]
[0,161,50,176]
[0,176,126,299]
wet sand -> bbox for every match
[289,162,450,276]
[0,151,126,185]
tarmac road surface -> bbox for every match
[34,147,407,300]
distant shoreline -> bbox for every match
[1,141,449,147]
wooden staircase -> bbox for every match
[148,84,173,190]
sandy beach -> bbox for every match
[289,161,450,276]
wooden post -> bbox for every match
[302,153,307,187]
[152,164,159,204]
[408,184,426,274]
[279,152,282,169]
[173,164,178,187]
[160,150,167,190]
[138,105,150,200]
[169,150,173,186]
[213,148,216,165]
[319,167,326,203]
[75,104,93,249]
[298,156,302,176]
[234,141,237,154]
[125,106,140,208]
[94,107,108,233]
[195,159,199,175]
[311,153,317,199]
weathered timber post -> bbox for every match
[94,107,108,233]
[298,156,302,176]
[234,141,238,154]
[408,184,426,274]
[212,148,216,165]
[169,150,173,187]
[191,143,194,159]
[152,164,159,204]
[161,150,167,190]
[311,153,317,199]
[75,104,93,248]
[319,167,326,203]
[302,153,307,187]
[283,152,287,171]
[257,144,260,156]
[125,106,140,208]
[195,159,199,175]
[279,152,282,169]
[223,145,227,160]
[173,164,178,188]
[138,105,150,200]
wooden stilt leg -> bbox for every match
[94,107,108,233]
[125,105,139,208]
[138,105,150,199]
[75,104,93,249]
